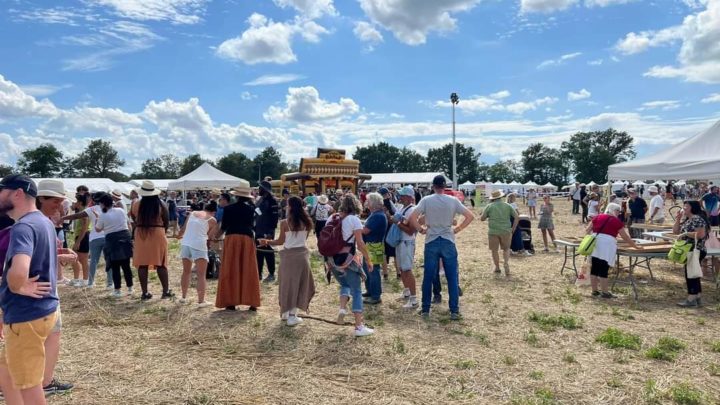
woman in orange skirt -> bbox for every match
[215,180,261,311]
[131,180,173,300]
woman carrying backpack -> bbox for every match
[311,194,333,236]
[259,196,316,326]
[324,194,375,337]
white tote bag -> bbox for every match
[686,236,703,279]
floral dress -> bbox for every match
[680,215,708,253]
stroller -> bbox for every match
[518,215,535,254]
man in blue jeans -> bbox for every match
[409,175,475,320]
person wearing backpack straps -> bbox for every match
[584,203,639,299]
[311,194,333,237]
[394,186,419,308]
[327,194,374,337]
[673,200,710,307]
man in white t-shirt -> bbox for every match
[394,186,418,308]
[571,182,581,214]
[648,186,665,224]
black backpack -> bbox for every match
[206,250,221,279]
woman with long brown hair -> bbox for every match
[260,196,316,326]
[130,181,172,300]
[215,180,261,311]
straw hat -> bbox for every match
[489,190,505,201]
[648,186,659,194]
[36,180,67,199]
[318,195,329,204]
[137,180,161,197]
[111,189,123,200]
[230,180,252,198]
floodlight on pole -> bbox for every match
[450,92,459,191]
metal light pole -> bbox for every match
[450,92,459,190]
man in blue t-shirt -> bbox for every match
[361,193,388,304]
[0,174,59,403]
[702,186,719,227]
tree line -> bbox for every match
[0,128,635,185]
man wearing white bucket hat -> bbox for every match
[648,186,665,224]
[481,189,519,277]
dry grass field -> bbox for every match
[41,199,720,404]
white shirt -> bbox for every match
[399,204,416,241]
[573,188,582,200]
[181,214,213,251]
[341,215,363,243]
[588,200,599,217]
[284,229,308,249]
[96,208,129,235]
[84,206,105,241]
[649,195,665,219]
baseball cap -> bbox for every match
[432,175,447,188]
[378,187,389,195]
[0,174,37,198]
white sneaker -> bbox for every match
[337,309,348,325]
[112,289,122,298]
[287,315,303,326]
[197,301,212,309]
[354,325,375,337]
[126,287,134,296]
[178,298,188,304]
[523,251,533,256]
[281,311,289,320]
[105,285,114,291]
[402,288,410,298]
[402,298,418,308]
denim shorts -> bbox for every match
[332,261,363,313]
[181,245,208,261]
[396,240,416,271]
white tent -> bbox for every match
[632,180,647,186]
[587,181,597,187]
[508,181,522,187]
[608,119,720,180]
[459,181,475,191]
[167,163,244,190]
[541,182,557,190]
[364,172,451,186]
[32,178,119,194]
[523,181,538,187]
[129,179,175,191]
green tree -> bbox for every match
[0,164,14,178]
[253,147,288,181]
[395,147,426,172]
[180,154,211,176]
[521,143,569,186]
[486,160,515,182]
[561,128,635,183]
[353,142,402,173]
[217,152,254,180]
[425,143,482,183]
[17,143,64,177]
[139,154,182,179]
[75,139,126,177]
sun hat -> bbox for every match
[398,185,414,197]
[258,180,273,194]
[0,174,38,198]
[489,190,505,200]
[648,186,659,193]
[318,195,329,204]
[230,179,252,198]
[137,180,162,197]
[335,189,343,195]
[65,192,77,204]
[111,189,123,200]
[36,179,67,199]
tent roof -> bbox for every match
[129,179,175,190]
[608,119,720,180]
[364,172,451,185]
[167,163,244,190]
[493,181,506,185]
[508,181,522,186]
[542,182,556,187]
[32,178,120,194]
[524,181,538,186]
[461,181,474,185]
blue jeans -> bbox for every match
[422,238,459,314]
[88,238,109,287]
[362,260,382,300]
[332,262,364,313]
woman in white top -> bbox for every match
[526,189,537,219]
[177,201,218,307]
[259,196,316,326]
[94,193,134,297]
[587,193,600,219]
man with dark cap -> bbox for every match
[255,180,279,283]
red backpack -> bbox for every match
[317,214,353,257]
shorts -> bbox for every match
[0,311,58,389]
[396,240,416,271]
[488,233,511,251]
[590,256,609,279]
[528,200,536,207]
[181,245,209,261]
[77,233,90,253]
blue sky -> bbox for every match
[1,0,719,174]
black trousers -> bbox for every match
[256,235,275,278]
[572,199,580,214]
[314,220,326,236]
[581,203,588,223]
[111,259,134,289]
[685,250,706,295]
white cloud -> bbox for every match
[244,74,306,86]
[0,74,59,119]
[264,86,360,123]
[490,90,511,99]
[585,0,634,7]
[701,93,720,103]
[18,84,72,97]
[143,98,213,135]
[618,0,720,83]
[9,7,100,26]
[638,100,681,111]
[215,13,329,65]
[358,0,480,46]
[587,58,603,65]
[505,97,558,114]
[62,21,164,71]
[272,0,337,18]
[86,0,208,24]
[567,88,591,101]
[241,91,257,101]
[435,92,557,115]
[353,21,383,50]
[537,52,582,69]
[520,0,578,13]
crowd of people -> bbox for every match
[0,171,717,403]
